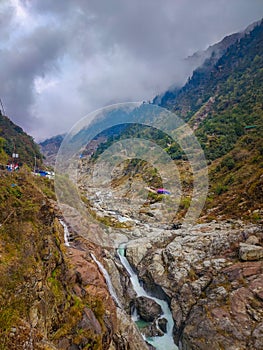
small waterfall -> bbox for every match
[91,253,121,308]
[118,244,178,350]
[59,219,70,247]
[131,305,139,322]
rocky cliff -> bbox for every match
[0,170,147,350]
[125,221,263,349]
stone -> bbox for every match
[251,323,263,349]
[58,338,71,349]
[29,305,39,328]
[246,235,260,245]
[229,287,254,321]
[126,244,148,266]
[135,296,162,322]
[158,317,168,333]
[78,307,102,334]
[69,345,79,350]
[171,299,183,328]
[239,243,263,261]
[127,221,263,350]
[141,322,163,337]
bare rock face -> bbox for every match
[135,296,162,322]
[113,308,149,350]
[0,175,118,350]
[128,222,263,350]
[78,307,102,334]
[158,317,168,333]
[239,243,263,261]
[141,322,164,337]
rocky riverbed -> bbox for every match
[124,221,263,350]
[75,178,263,349]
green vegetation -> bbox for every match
[81,23,262,223]
[0,137,8,165]
[0,171,114,349]
[204,129,263,221]
[157,21,263,163]
[0,114,42,167]
[153,21,263,221]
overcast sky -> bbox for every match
[0,0,262,140]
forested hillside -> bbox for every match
[155,20,262,159]
[0,112,42,167]
[76,21,262,222]
[151,20,263,221]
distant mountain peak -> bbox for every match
[39,134,65,166]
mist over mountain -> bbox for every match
[0,0,262,139]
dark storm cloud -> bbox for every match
[0,1,16,46]
[26,0,263,58]
[1,0,263,139]
[0,23,67,129]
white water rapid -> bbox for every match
[117,244,178,350]
[59,219,70,247]
[91,253,122,308]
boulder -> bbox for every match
[239,243,263,261]
[245,235,259,245]
[158,317,168,333]
[78,307,102,334]
[135,296,162,322]
[141,323,164,337]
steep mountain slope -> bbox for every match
[153,19,263,221]
[153,20,260,106]
[0,170,150,350]
[0,118,147,348]
[39,134,65,166]
[155,20,262,126]
[72,18,262,224]
[0,170,115,349]
[0,112,42,167]
[156,19,262,120]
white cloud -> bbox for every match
[0,0,262,140]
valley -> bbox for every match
[0,16,262,350]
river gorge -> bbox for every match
[60,190,263,350]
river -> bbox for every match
[117,244,178,350]
[60,219,177,349]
